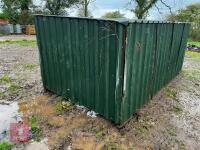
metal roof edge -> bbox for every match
[34,14,190,25]
[34,14,130,26]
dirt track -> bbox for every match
[0,36,199,150]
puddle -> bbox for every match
[0,100,49,149]
[0,101,22,141]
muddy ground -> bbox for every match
[0,36,200,150]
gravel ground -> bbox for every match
[0,36,199,150]
[0,35,36,41]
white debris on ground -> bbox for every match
[25,138,49,150]
[76,105,98,118]
[67,146,72,150]
[76,105,87,113]
[86,111,98,118]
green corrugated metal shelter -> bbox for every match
[35,15,190,125]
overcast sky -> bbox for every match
[34,0,200,19]
[67,0,200,19]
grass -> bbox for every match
[0,141,13,150]
[172,105,183,114]
[176,140,185,150]
[29,115,42,141]
[181,68,200,83]
[186,51,200,61]
[23,64,36,70]
[0,75,11,83]
[0,91,4,98]
[92,124,105,139]
[8,84,20,94]
[132,115,154,136]
[188,40,200,47]
[54,97,74,112]
[164,87,177,99]
[0,33,5,37]
[106,143,118,150]
[167,128,177,136]
[0,39,36,46]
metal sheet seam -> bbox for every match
[167,23,175,81]
[175,24,185,71]
[151,23,158,97]
[121,26,128,101]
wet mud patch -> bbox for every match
[0,101,21,141]
[18,95,89,149]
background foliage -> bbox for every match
[167,3,200,41]
[102,11,125,18]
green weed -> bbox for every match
[29,115,38,129]
[185,51,200,61]
[106,143,118,150]
[55,101,63,112]
[175,139,185,150]
[54,97,74,112]
[0,141,13,150]
[167,129,177,136]
[92,124,105,139]
[22,39,28,42]
[29,116,42,141]
[164,87,177,99]
[4,40,11,43]
[178,141,185,150]
[0,75,11,83]
[0,40,36,46]
[24,64,36,70]
[172,105,183,114]
[181,69,200,82]
[8,84,20,94]
[132,115,154,136]
[0,91,4,98]
[95,131,105,139]
[188,40,200,47]
[134,123,149,135]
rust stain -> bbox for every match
[136,41,141,49]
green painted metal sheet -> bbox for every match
[35,15,190,125]
[35,15,125,124]
[121,22,190,123]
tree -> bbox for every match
[77,7,92,17]
[167,3,200,22]
[43,0,80,15]
[102,11,125,18]
[167,3,200,41]
[18,0,34,24]
[130,0,171,19]
[19,0,32,11]
[133,0,157,19]
[0,13,7,19]
[18,10,34,24]
[0,0,35,24]
[1,0,20,24]
[77,0,94,17]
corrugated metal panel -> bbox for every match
[122,22,156,122]
[35,16,125,124]
[121,22,190,123]
[35,15,190,125]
